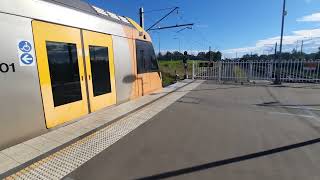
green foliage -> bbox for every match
[158,60,194,86]
[240,47,320,61]
[158,50,222,61]
[315,47,320,60]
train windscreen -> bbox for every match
[136,40,159,74]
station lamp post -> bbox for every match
[173,37,181,53]
[153,31,161,56]
[274,0,287,85]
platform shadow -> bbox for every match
[257,102,320,107]
[136,138,320,180]
[202,80,320,89]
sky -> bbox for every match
[87,0,320,58]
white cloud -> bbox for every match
[297,12,320,22]
[221,28,320,58]
[256,29,320,46]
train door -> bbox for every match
[136,41,151,96]
[82,30,116,112]
[136,74,150,96]
[32,21,89,128]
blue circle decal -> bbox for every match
[20,53,34,65]
[19,41,32,53]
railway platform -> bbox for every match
[0,80,201,179]
[2,80,320,179]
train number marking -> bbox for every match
[0,63,15,73]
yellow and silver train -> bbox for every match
[0,0,162,150]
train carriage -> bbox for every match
[0,0,162,150]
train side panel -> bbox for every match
[112,36,135,103]
[122,21,162,97]
[0,14,47,150]
[149,72,163,92]
[0,1,162,150]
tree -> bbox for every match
[197,52,206,60]
[204,51,221,61]
[157,52,163,60]
[215,51,222,61]
[315,47,320,60]
[173,51,183,60]
[205,51,214,60]
[242,54,251,60]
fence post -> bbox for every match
[192,61,195,80]
[269,61,273,81]
[218,61,222,82]
[249,62,253,81]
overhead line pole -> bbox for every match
[274,0,286,85]
[209,46,212,62]
[300,40,304,55]
[139,7,144,29]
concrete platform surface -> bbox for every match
[67,81,320,180]
[3,81,320,180]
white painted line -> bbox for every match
[278,106,320,111]
[300,106,320,123]
[268,111,316,119]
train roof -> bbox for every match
[0,0,149,38]
[42,0,133,27]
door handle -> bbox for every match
[81,76,84,81]
[89,75,91,80]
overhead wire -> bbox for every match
[144,7,179,13]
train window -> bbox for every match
[136,40,159,74]
[89,46,112,96]
[137,49,146,74]
[46,41,82,107]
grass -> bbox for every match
[159,60,194,87]
[234,66,247,78]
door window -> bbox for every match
[89,46,112,97]
[46,41,82,107]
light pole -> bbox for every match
[300,40,304,55]
[173,37,181,53]
[300,36,313,59]
[274,0,287,85]
[153,31,161,56]
[159,34,161,55]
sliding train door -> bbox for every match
[32,21,89,128]
[82,30,116,112]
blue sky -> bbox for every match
[87,0,320,58]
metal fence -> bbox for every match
[192,60,320,83]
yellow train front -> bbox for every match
[0,0,162,150]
